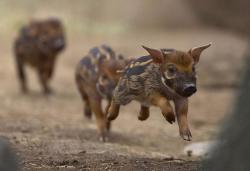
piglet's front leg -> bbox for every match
[174,98,192,141]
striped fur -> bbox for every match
[108,45,211,141]
[75,45,129,141]
[14,18,66,94]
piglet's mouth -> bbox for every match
[179,91,196,97]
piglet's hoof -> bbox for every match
[138,114,149,121]
[138,110,150,121]
[107,103,120,121]
[106,121,111,131]
[43,88,54,95]
[163,112,175,124]
[84,108,92,120]
[180,128,192,141]
[99,133,109,142]
[21,86,29,94]
[107,112,116,121]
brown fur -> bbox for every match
[14,18,66,94]
[75,45,130,141]
[107,44,211,141]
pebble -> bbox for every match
[183,141,217,157]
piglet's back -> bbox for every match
[113,55,164,105]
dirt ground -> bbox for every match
[0,28,247,170]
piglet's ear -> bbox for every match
[188,43,212,64]
[142,45,164,63]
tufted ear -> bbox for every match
[188,43,212,64]
[142,45,164,63]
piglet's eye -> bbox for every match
[165,65,177,79]
[192,65,196,72]
[168,65,176,74]
[118,54,124,60]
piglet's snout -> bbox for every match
[182,83,197,97]
[53,38,65,50]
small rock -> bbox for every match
[71,159,79,165]
[78,150,86,154]
[66,165,75,169]
[163,156,175,161]
[58,165,75,169]
[187,150,192,157]
[21,128,30,133]
[183,141,217,157]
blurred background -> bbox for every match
[0,0,248,170]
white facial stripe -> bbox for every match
[165,75,174,79]
[96,83,107,98]
[161,76,167,87]
[160,76,177,97]
[100,46,111,60]
[98,76,105,85]
[164,72,175,79]
[161,76,172,89]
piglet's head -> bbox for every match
[100,53,130,83]
[142,43,211,97]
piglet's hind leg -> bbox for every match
[138,105,150,121]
